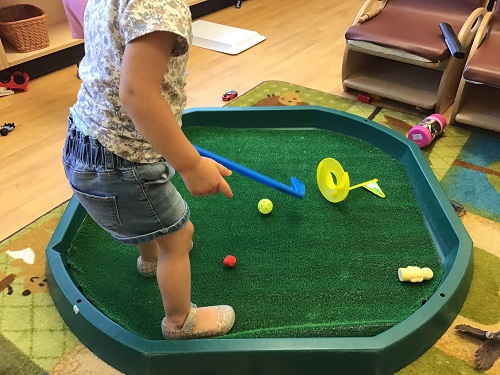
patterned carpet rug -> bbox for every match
[1,81,499,375]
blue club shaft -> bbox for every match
[194,145,305,198]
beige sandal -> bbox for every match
[162,304,235,340]
[137,256,157,277]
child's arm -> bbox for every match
[119,31,233,198]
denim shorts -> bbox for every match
[62,117,190,245]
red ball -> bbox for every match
[223,255,236,268]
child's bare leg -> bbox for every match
[136,240,160,277]
[137,239,194,277]
[156,221,193,327]
[156,220,231,332]
[138,240,159,262]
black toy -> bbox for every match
[1,123,15,136]
[455,324,500,371]
[450,200,466,217]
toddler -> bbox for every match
[62,0,235,339]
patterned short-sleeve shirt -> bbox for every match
[71,0,192,163]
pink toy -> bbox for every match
[62,0,88,39]
[407,114,447,148]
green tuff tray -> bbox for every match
[46,106,473,375]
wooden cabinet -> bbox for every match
[0,0,83,70]
[0,0,210,70]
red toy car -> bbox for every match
[222,90,238,101]
[0,70,29,91]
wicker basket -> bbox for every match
[0,4,50,53]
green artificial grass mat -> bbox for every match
[67,127,443,340]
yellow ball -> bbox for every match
[258,198,273,214]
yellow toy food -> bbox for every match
[398,266,433,283]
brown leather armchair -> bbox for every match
[342,0,487,113]
[451,2,500,131]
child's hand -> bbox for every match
[180,157,233,198]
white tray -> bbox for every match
[192,20,266,54]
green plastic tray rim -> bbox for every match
[46,106,473,375]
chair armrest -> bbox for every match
[457,7,488,48]
[353,0,387,25]
[465,11,493,63]
[440,22,466,59]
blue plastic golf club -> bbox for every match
[194,145,305,199]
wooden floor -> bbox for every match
[0,0,366,241]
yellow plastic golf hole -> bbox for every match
[317,158,350,203]
[317,158,386,203]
